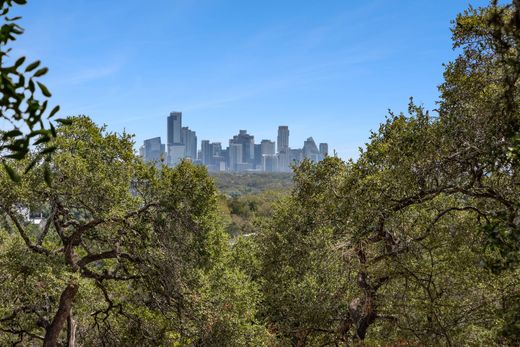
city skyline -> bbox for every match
[141,111,329,172]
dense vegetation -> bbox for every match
[1,0,520,346]
[212,173,293,197]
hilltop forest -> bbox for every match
[1,0,520,346]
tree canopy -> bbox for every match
[1,0,519,346]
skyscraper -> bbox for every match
[229,143,243,172]
[230,130,255,166]
[260,139,276,156]
[201,140,211,165]
[277,126,289,153]
[263,154,278,172]
[319,143,329,158]
[167,144,186,166]
[143,137,165,165]
[303,137,321,162]
[182,127,197,159]
[167,112,182,145]
[254,143,262,169]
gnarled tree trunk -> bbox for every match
[67,308,77,347]
[43,282,79,347]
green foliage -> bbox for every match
[254,3,520,341]
[212,172,293,196]
[0,117,269,346]
[1,1,519,346]
[221,189,287,237]
[0,0,60,180]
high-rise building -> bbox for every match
[278,150,291,172]
[277,126,289,153]
[181,127,197,159]
[143,137,165,165]
[167,144,186,166]
[290,148,303,165]
[319,143,329,158]
[230,130,255,165]
[167,112,182,145]
[221,148,229,170]
[229,143,243,172]
[201,140,211,165]
[211,142,222,157]
[262,154,278,172]
[261,139,276,156]
[303,137,321,162]
[254,144,262,169]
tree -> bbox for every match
[0,116,270,346]
[256,1,520,343]
[0,0,63,181]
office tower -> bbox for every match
[278,151,291,172]
[138,145,145,159]
[290,148,303,165]
[230,130,255,165]
[319,143,329,158]
[167,144,186,167]
[167,112,182,145]
[189,130,198,159]
[143,137,165,164]
[201,140,211,165]
[303,137,321,162]
[261,139,276,156]
[182,127,197,159]
[210,142,222,157]
[262,154,278,173]
[277,126,289,153]
[221,148,229,170]
[254,144,262,169]
[206,142,223,172]
[229,143,243,172]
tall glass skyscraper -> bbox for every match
[143,137,165,165]
[277,126,289,153]
[167,112,182,145]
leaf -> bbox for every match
[37,82,52,97]
[33,67,48,77]
[56,118,73,125]
[28,79,35,93]
[50,123,56,137]
[5,152,27,160]
[14,56,25,67]
[3,163,21,183]
[33,135,51,146]
[2,129,23,138]
[24,157,39,174]
[13,0,28,4]
[41,146,57,155]
[48,105,60,119]
[25,60,41,72]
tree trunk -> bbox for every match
[348,294,377,340]
[294,330,308,347]
[66,309,77,347]
[44,282,79,347]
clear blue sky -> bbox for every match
[10,0,489,159]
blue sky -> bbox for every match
[10,0,489,159]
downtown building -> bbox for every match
[142,111,197,167]
[142,112,330,173]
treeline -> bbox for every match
[211,173,293,197]
[1,0,520,346]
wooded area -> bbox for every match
[1,0,519,346]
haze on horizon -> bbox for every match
[9,0,488,159]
